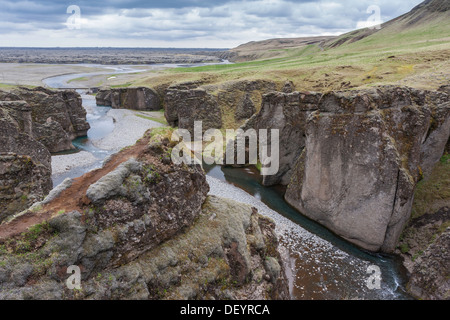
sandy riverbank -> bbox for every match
[0,63,106,87]
[52,151,98,176]
[91,109,164,151]
[51,108,164,184]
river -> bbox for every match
[44,63,412,300]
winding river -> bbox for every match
[44,64,412,300]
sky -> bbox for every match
[0,0,424,48]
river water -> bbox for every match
[44,64,412,300]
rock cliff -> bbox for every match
[165,86,222,134]
[396,151,449,300]
[239,86,449,253]
[0,100,52,223]
[0,87,90,153]
[398,207,449,300]
[164,79,277,134]
[0,87,92,222]
[0,128,289,300]
[96,87,161,111]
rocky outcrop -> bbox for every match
[0,101,51,168]
[398,207,450,300]
[240,90,322,186]
[0,101,53,223]
[397,152,449,300]
[164,79,277,133]
[0,128,289,300]
[407,227,450,300]
[234,93,256,121]
[239,86,449,253]
[0,86,90,221]
[96,87,161,111]
[0,87,90,153]
[0,153,52,224]
[164,87,222,134]
[284,87,448,253]
[282,80,296,93]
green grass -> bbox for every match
[111,83,133,88]
[24,222,51,242]
[109,8,449,102]
[135,112,168,125]
[148,127,174,139]
[0,83,36,90]
[67,76,89,83]
[143,16,449,92]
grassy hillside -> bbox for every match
[117,0,449,93]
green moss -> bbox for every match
[149,127,174,141]
[143,165,162,184]
[412,251,424,262]
[30,204,43,213]
[411,154,450,219]
[25,222,51,242]
[67,76,89,83]
[399,243,410,254]
[440,153,450,164]
[437,221,450,234]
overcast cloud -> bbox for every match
[0,0,424,48]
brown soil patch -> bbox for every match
[0,135,151,241]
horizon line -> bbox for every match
[0,46,230,50]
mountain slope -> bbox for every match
[131,0,449,95]
[227,36,334,62]
[325,0,450,49]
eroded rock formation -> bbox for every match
[0,87,90,153]
[96,87,161,111]
[165,87,222,134]
[0,87,91,222]
[0,128,289,300]
[398,207,450,300]
[240,86,449,253]
[0,100,53,222]
[164,79,277,134]
[0,153,52,224]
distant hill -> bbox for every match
[324,0,450,49]
[226,36,335,62]
[229,0,450,62]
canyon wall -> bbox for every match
[241,86,449,253]
[164,79,277,134]
[96,87,161,111]
[0,129,289,300]
[0,87,90,222]
[0,87,90,153]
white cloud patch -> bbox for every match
[0,0,425,47]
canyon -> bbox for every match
[0,0,449,301]
[1,74,448,300]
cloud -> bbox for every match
[0,0,425,47]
